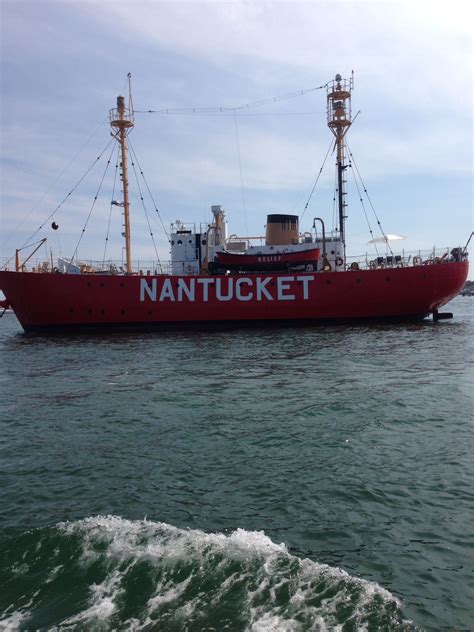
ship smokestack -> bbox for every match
[265,214,299,246]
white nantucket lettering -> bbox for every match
[140,278,157,302]
[177,278,195,301]
[197,278,215,301]
[236,278,253,301]
[277,276,295,300]
[159,278,175,301]
[139,275,315,303]
[296,275,313,300]
[216,277,233,301]
[256,277,273,301]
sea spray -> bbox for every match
[1,516,420,631]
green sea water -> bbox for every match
[1,297,473,631]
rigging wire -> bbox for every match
[43,240,49,267]
[18,137,116,252]
[120,74,130,99]
[131,111,325,117]
[332,162,338,233]
[14,237,48,253]
[346,140,392,255]
[134,84,328,115]
[53,225,62,261]
[300,139,335,221]
[127,72,134,115]
[102,144,120,267]
[233,110,249,236]
[69,141,116,264]
[128,140,170,240]
[1,117,109,253]
[129,152,163,272]
[347,159,379,257]
[2,80,330,271]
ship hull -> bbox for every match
[0,261,468,333]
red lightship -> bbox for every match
[0,74,469,332]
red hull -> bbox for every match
[0,262,468,332]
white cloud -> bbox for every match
[85,1,472,98]
[1,0,472,266]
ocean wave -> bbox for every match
[0,515,420,631]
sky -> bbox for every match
[1,0,473,275]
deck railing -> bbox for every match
[0,246,467,275]
[344,246,465,271]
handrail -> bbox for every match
[0,246,468,275]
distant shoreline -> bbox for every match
[461,280,474,296]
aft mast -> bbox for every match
[110,74,135,274]
[327,73,353,261]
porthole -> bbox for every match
[171,240,175,246]
[201,239,207,245]
[177,240,183,245]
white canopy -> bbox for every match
[367,234,407,245]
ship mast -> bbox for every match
[110,74,134,274]
[327,73,353,260]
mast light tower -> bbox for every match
[110,75,135,274]
[327,72,353,259]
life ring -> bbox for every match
[335,257,344,267]
[413,256,422,266]
[369,260,376,270]
[350,262,359,271]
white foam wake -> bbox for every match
[0,609,32,632]
[55,515,407,631]
[1,516,417,631]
